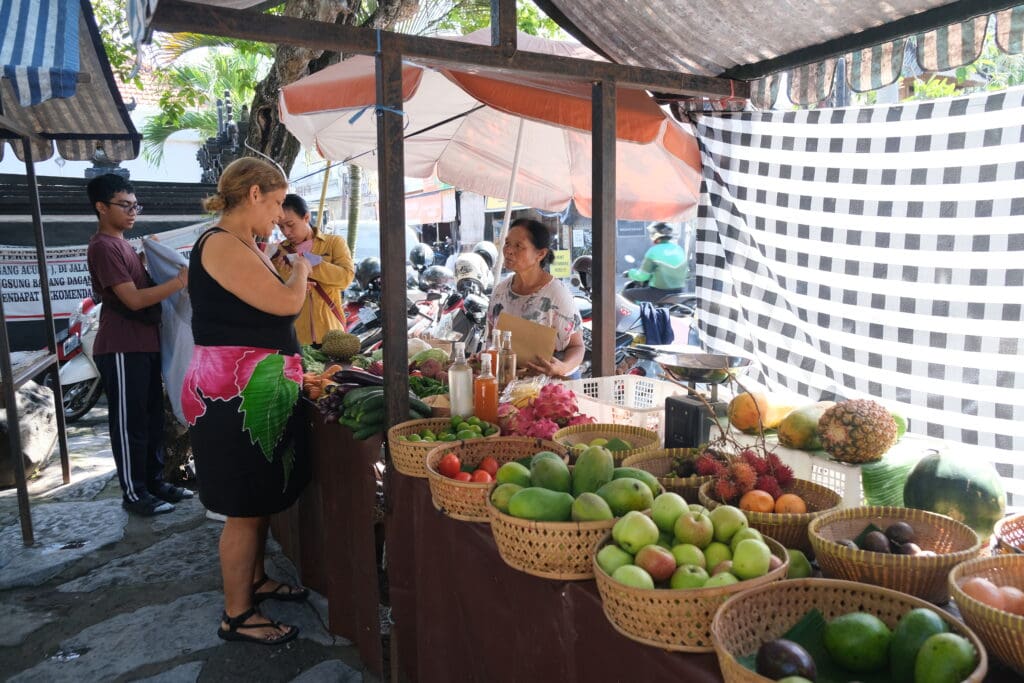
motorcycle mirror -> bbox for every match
[624,254,636,264]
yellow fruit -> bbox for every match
[728,392,793,433]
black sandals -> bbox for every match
[217,607,299,645]
[252,575,310,604]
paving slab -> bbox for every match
[0,602,56,647]
[289,659,362,683]
[0,499,126,590]
[132,661,204,683]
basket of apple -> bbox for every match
[424,437,566,522]
[485,444,662,580]
[950,554,1024,675]
[592,492,789,652]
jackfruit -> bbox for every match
[320,330,361,360]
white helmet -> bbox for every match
[454,252,488,285]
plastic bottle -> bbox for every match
[497,330,517,391]
[448,341,475,419]
[474,353,499,425]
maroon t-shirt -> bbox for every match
[87,233,161,354]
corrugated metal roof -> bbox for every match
[0,0,140,162]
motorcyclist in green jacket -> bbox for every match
[623,222,689,303]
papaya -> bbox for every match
[596,478,654,516]
[612,467,661,498]
[530,455,572,493]
[507,487,574,521]
[572,446,614,496]
[728,392,796,433]
[777,401,835,450]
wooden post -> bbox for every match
[591,81,616,378]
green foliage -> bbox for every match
[436,0,564,38]
[92,0,141,89]
[906,74,959,101]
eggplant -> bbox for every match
[333,368,386,387]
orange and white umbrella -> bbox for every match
[279,30,701,221]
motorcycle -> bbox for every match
[46,297,104,422]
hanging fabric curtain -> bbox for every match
[0,0,80,106]
[691,87,1024,506]
[846,39,907,92]
[916,14,989,71]
[996,5,1024,53]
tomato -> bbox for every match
[410,370,423,377]
[478,456,500,477]
[470,469,493,483]
[438,453,461,478]
[453,471,473,482]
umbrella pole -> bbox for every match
[491,118,526,281]
[317,161,331,230]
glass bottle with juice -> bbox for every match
[497,330,517,391]
[474,352,499,425]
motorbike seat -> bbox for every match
[575,298,592,320]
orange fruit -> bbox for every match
[960,577,1006,611]
[774,493,807,514]
[739,489,775,513]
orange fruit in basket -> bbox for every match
[774,493,808,514]
[961,577,1006,611]
[739,489,775,513]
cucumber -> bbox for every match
[359,394,386,413]
[408,395,432,417]
[343,386,384,408]
[360,408,386,425]
[353,424,383,440]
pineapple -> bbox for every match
[817,399,898,463]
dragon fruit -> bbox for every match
[502,383,594,439]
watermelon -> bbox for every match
[903,452,1006,539]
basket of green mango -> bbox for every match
[553,423,660,464]
[388,415,499,478]
[486,443,661,580]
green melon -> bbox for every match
[903,452,1005,539]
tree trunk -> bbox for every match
[346,164,362,252]
[244,0,420,172]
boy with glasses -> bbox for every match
[86,173,192,516]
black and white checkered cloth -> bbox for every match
[693,87,1024,506]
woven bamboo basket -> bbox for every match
[994,513,1024,556]
[552,423,660,463]
[485,495,616,580]
[593,532,789,652]
[424,437,566,522]
[699,479,842,556]
[710,578,988,683]
[808,505,980,604]
[387,417,499,478]
[950,555,1024,674]
[621,448,709,503]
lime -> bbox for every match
[914,632,976,683]
[455,429,477,440]
[823,612,892,673]
[469,424,483,434]
[466,416,482,426]
[406,434,422,442]
[442,434,456,441]
[484,427,498,436]
[422,436,435,442]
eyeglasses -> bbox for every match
[102,201,144,215]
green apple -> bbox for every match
[612,510,660,555]
[596,544,634,576]
[709,504,748,544]
[671,543,706,569]
[711,560,734,576]
[732,538,772,580]
[657,531,675,550]
[651,492,689,534]
[704,541,732,570]
[688,503,709,516]
[704,572,740,588]
[729,526,765,552]
[612,564,654,589]
[670,564,709,589]
[673,511,714,549]
[787,548,813,579]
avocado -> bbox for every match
[755,638,817,681]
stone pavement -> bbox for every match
[0,399,371,682]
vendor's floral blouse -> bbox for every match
[487,275,582,353]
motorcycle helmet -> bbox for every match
[406,264,420,289]
[355,257,382,291]
[409,243,434,270]
[646,221,680,242]
[462,294,489,324]
[571,254,593,292]
[420,265,455,291]
[454,252,488,283]
[472,241,498,270]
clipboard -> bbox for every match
[496,312,557,363]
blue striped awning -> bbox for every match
[0,0,79,106]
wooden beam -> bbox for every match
[151,0,744,99]
[375,37,410,432]
[723,0,1022,80]
[591,80,616,378]
[490,0,516,56]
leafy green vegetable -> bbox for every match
[410,348,450,365]
[409,375,449,398]
[300,344,328,374]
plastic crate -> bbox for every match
[560,375,686,440]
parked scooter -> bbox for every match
[47,296,103,422]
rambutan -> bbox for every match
[695,454,726,476]
[740,449,770,475]
[767,453,795,486]
[715,477,740,503]
[727,461,757,494]
[755,475,783,500]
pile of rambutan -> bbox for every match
[695,447,795,505]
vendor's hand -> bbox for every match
[526,356,570,378]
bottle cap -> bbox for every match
[480,352,492,367]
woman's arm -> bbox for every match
[203,232,310,316]
[111,266,188,309]
[526,330,584,378]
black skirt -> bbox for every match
[190,395,310,517]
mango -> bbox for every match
[571,492,614,521]
[490,483,524,514]
[530,454,572,493]
[495,461,531,488]
[613,467,661,498]
[596,478,654,516]
[777,401,835,450]
[604,437,634,452]
[572,445,614,496]
[507,487,574,521]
